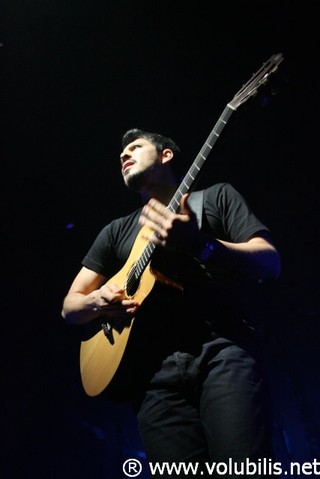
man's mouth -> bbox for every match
[122,161,135,173]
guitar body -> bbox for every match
[80,226,157,397]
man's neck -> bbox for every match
[139,182,178,206]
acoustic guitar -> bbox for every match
[80,52,284,396]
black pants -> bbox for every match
[137,336,273,478]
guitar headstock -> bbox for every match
[228,53,284,110]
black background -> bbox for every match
[2,1,320,477]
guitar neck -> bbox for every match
[168,104,234,213]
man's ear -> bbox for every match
[161,148,174,164]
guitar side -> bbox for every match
[80,226,156,397]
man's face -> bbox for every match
[120,138,162,191]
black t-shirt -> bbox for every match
[81,183,269,398]
[83,183,268,273]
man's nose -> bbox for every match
[120,150,130,163]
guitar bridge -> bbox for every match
[101,321,114,345]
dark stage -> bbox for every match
[2,1,320,477]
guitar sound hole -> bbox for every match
[126,276,140,297]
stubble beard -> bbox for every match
[123,169,147,192]
[123,161,159,193]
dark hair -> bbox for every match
[121,128,181,159]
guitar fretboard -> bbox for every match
[168,104,234,213]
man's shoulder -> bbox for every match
[97,208,142,237]
[107,207,142,225]
[201,182,236,198]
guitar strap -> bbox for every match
[188,190,204,229]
